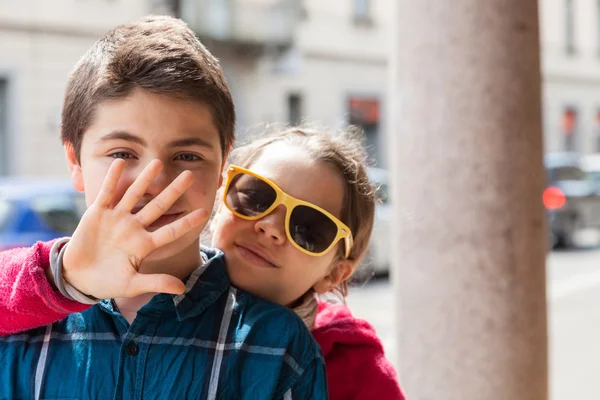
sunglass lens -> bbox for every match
[226,173,277,217]
[289,205,338,253]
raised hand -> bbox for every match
[61,159,209,299]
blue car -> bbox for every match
[0,179,85,250]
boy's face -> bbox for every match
[66,88,224,267]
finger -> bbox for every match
[150,208,209,249]
[127,273,186,296]
[136,170,194,227]
[117,160,164,212]
[95,159,125,208]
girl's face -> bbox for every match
[211,142,352,306]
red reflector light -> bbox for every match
[543,186,566,210]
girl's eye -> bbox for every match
[110,152,135,159]
[175,154,202,162]
[292,225,321,252]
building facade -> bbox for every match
[0,0,598,177]
[540,0,600,155]
[0,0,155,176]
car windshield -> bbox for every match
[588,171,600,181]
[0,199,13,232]
[376,182,389,204]
[549,166,588,182]
[31,193,86,235]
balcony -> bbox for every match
[179,0,299,51]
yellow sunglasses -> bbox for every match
[223,165,354,258]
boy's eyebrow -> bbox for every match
[168,137,216,150]
[99,131,147,146]
[97,132,215,150]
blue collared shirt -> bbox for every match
[0,247,328,400]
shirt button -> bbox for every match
[127,342,139,356]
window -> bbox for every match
[551,166,587,181]
[376,182,389,204]
[150,0,179,16]
[348,96,381,165]
[566,0,575,54]
[597,0,600,54]
[353,0,370,22]
[595,110,600,151]
[0,79,7,176]
[0,199,13,232]
[562,107,578,151]
[367,168,389,204]
[348,97,380,126]
[288,93,302,126]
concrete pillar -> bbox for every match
[389,1,548,399]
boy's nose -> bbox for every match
[144,166,175,198]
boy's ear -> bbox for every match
[223,144,233,164]
[64,142,84,193]
[312,260,354,295]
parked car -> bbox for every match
[363,167,391,276]
[581,153,600,191]
[0,179,85,250]
[544,152,600,248]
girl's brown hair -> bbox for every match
[228,126,376,328]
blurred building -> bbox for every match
[181,0,393,168]
[0,0,157,176]
[1,0,599,177]
[540,0,600,155]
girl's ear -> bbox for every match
[64,142,84,192]
[312,260,354,295]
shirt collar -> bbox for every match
[98,247,231,322]
[171,247,231,321]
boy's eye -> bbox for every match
[110,152,135,159]
[175,153,202,162]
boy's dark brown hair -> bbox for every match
[61,15,235,160]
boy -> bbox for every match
[0,16,327,400]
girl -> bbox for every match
[0,127,405,400]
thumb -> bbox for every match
[128,273,186,297]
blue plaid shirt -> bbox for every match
[0,248,328,400]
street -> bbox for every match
[346,233,600,399]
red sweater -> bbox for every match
[313,301,405,400]
[0,241,406,399]
[0,240,89,335]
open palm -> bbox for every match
[62,159,209,299]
